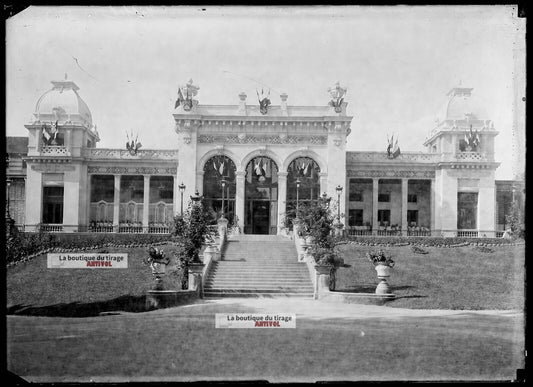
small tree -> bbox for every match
[505,201,525,239]
[297,197,344,290]
[172,198,215,288]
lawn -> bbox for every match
[6,242,525,312]
[334,243,525,310]
[6,243,186,309]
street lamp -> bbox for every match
[221,178,227,219]
[296,178,301,215]
[178,182,186,216]
[6,178,12,218]
[336,185,343,222]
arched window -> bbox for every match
[286,156,321,219]
[203,155,237,223]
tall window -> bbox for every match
[377,209,390,225]
[42,186,63,224]
[457,192,478,229]
[407,210,418,226]
[348,209,363,226]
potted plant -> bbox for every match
[144,246,171,290]
[310,245,344,290]
[367,249,395,294]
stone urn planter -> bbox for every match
[314,265,332,295]
[374,263,392,295]
[144,247,170,291]
[367,250,395,295]
[204,244,218,262]
[188,262,205,298]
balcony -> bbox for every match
[41,146,70,156]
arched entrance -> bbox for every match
[244,156,279,234]
[286,157,321,218]
[203,155,237,224]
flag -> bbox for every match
[213,160,217,172]
[392,139,401,159]
[43,126,51,142]
[175,89,184,109]
[303,161,309,177]
[219,160,225,176]
[254,159,262,176]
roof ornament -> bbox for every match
[175,79,200,111]
[126,130,142,155]
[386,133,401,159]
[328,81,347,113]
[256,88,271,115]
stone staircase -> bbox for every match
[204,234,314,298]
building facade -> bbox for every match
[5,79,523,237]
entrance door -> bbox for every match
[252,201,270,234]
[244,156,279,234]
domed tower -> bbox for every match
[423,87,500,237]
[23,78,98,232]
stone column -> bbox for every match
[401,178,408,236]
[319,172,328,195]
[65,128,72,153]
[277,171,288,234]
[113,174,121,232]
[86,174,92,231]
[430,178,435,234]
[196,171,204,196]
[235,171,245,232]
[372,178,379,235]
[143,175,150,232]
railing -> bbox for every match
[89,223,114,233]
[148,224,171,234]
[87,148,179,160]
[456,230,479,238]
[407,229,432,236]
[377,229,401,236]
[346,227,373,236]
[455,152,487,161]
[347,151,440,163]
[41,146,70,156]
[40,224,63,232]
[118,223,143,233]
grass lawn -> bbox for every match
[7,303,523,381]
[7,242,525,312]
[6,244,185,309]
[334,243,525,310]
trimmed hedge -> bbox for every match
[338,235,523,248]
[5,232,178,266]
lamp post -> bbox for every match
[335,185,343,222]
[178,182,186,216]
[221,178,227,219]
[6,179,12,218]
[296,178,301,215]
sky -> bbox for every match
[5,5,525,180]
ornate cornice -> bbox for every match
[198,134,327,145]
[347,169,436,179]
[31,164,76,172]
[87,166,177,175]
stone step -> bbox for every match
[204,278,309,287]
[204,293,313,299]
[204,287,314,292]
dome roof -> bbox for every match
[34,80,92,126]
[437,87,488,122]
